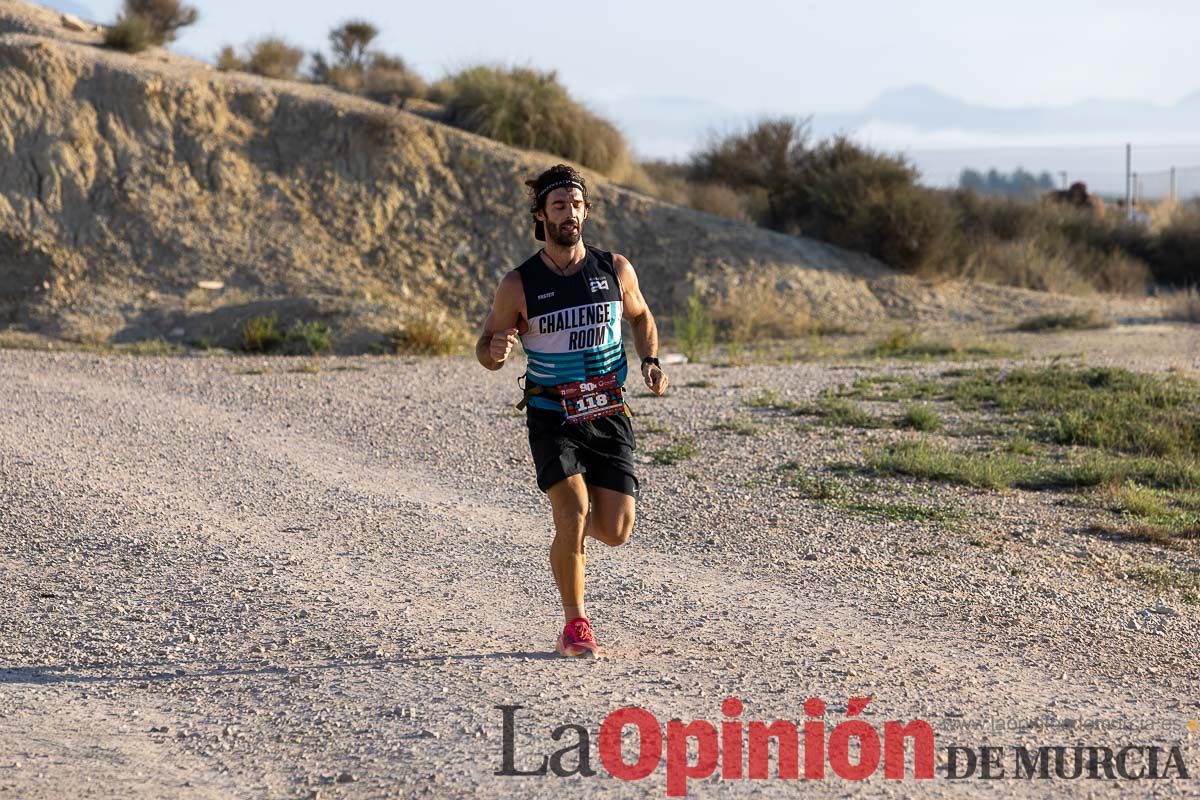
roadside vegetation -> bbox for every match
[241,314,333,355]
[745,364,1200,551]
[192,14,1200,302]
[730,362,1199,605]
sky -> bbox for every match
[58,0,1200,110]
[47,0,1200,189]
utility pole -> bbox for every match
[1124,143,1133,221]
[1058,171,1068,190]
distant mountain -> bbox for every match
[609,84,1200,161]
[816,84,1200,138]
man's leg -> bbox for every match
[547,474,590,622]
[586,485,635,547]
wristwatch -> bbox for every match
[641,356,660,368]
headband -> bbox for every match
[536,179,585,200]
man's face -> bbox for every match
[538,187,588,247]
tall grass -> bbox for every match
[673,290,714,363]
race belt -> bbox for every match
[517,371,629,424]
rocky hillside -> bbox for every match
[0,1,1137,351]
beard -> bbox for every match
[546,219,582,247]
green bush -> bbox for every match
[241,314,284,352]
[104,15,154,52]
[689,117,809,230]
[799,137,956,273]
[690,124,955,273]
[439,65,628,175]
[899,404,942,431]
[673,290,714,363]
[286,321,332,355]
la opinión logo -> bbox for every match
[494,698,1192,796]
[496,696,935,796]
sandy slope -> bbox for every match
[1,328,1198,798]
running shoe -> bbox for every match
[556,616,599,658]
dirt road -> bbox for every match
[2,328,1198,798]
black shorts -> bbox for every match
[526,406,640,498]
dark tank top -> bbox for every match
[516,245,628,413]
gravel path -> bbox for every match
[1,325,1198,798]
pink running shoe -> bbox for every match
[556,617,599,658]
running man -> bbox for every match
[476,164,669,657]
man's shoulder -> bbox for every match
[609,252,636,280]
[498,268,524,292]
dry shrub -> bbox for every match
[952,239,1096,295]
[637,160,750,222]
[424,78,453,104]
[363,66,426,102]
[215,38,305,80]
[1155,207,1200,287]
[362,54,426,103]
[638,160,690,205]
[711,276,812,343]
[687,183,749,222]
[440,65,629,175]
[104,15,154,52]
[691,124,956,273]
[246,38,305,80]
[390,308,468,355]
[690,117,809,228]
[1162,286,1200,323]
[793,136,956,274]
[121,0,196,44]
[215,45,244,72]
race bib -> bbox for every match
[558,373,625,424]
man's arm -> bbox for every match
[476,271,524,371]
[614,254,668,395]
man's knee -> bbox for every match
[595,510,634,547]
[551,494,588,540]
[607,523,632,547]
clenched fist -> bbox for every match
[642,362,669,395]
[490,327,519,365]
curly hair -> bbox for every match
[524,164,591,241]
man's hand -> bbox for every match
[490,328,519,365]
[642,361,669,395]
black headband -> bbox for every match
[536,179,585,200]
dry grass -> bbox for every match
[389,307,469,355]
[1014,309,1112,332]
[1162,286,1200,323]
[711,276,813,344]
